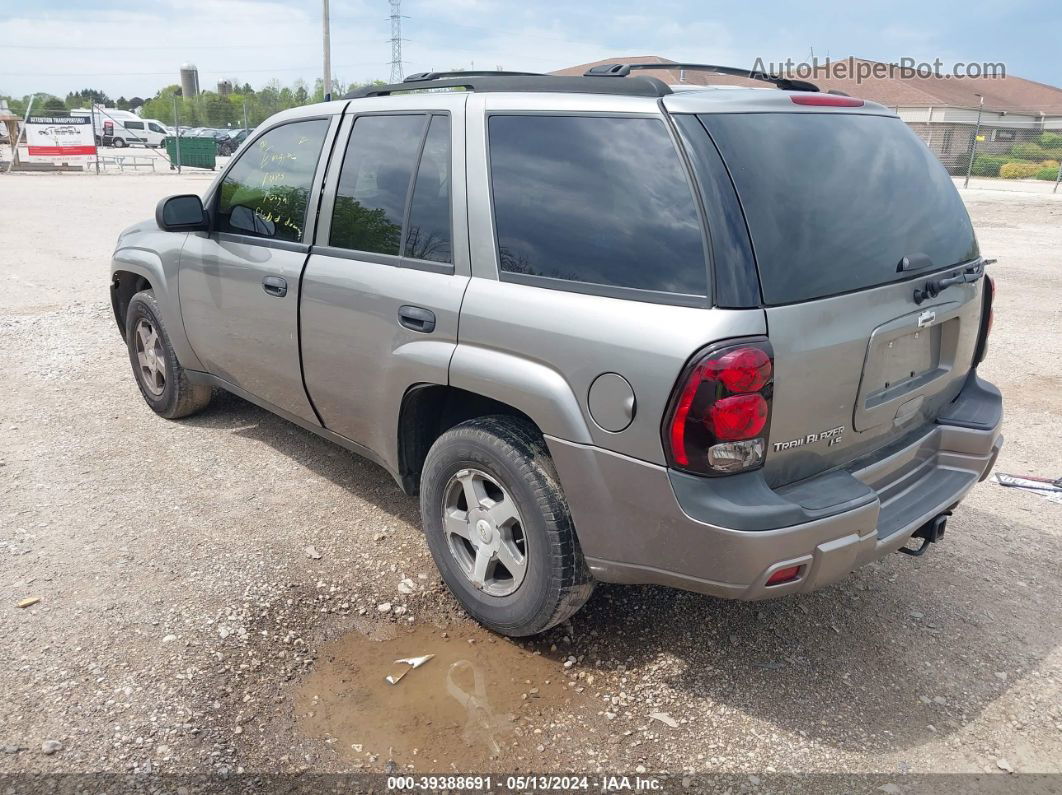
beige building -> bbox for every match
[554,56,1062,173]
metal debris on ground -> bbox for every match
[385,654,435,685]
[17,597,41,609]
[648,712,680,728]
[995,472,1062,504]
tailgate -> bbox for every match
[688,107,984,487]
[764,276,984,486]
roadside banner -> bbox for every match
[21,115,97,163]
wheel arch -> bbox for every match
[397,384,549,496]
[110,244,203,373]
[110,254,161,340]
[448,345,592,443]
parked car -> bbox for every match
[109,67,1002,637]
[216,128,253,156]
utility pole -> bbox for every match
[173,96,182,175]
[389,0,405,84]
[963,93,984,189]
[91,102,100,175]
[322,0,332,101]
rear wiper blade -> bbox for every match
[913,258,991,305]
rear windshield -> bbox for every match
[696,113,978,304]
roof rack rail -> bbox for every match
[585,62,820,93]
[403,70,545,82]
[344,71,673,99]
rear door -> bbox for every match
[300,95,469,461]
[179,116,336,422]
[689,109,984,487]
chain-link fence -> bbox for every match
[904,115,1062,192]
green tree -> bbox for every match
[65,88,111,108]
[41,95,67,112]
[293,79,309,105]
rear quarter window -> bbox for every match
[696,112,978,304]
[488,115,707,298]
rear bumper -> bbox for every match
[548,374,1002,600]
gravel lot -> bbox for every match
[1,170,1060,786]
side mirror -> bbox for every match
[155,194,208,232]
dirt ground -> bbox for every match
[1,169,1060,788]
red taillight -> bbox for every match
[709,394,768,441]
[790,94,864,107]
[766,565,801,586]
[664,339,774,476]
[706,347,772,393]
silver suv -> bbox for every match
[109,65,1003,637]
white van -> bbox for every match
[114,118,169,148]
[70,108,170,148]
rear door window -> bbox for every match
[695,113,978,304]
[403,115,452,264]
[216,119,329,243]
[330,114,424,255]
[488,115,707,297]
[327,112,451,267]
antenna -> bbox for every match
[389,0,407,84]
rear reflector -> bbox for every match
[766,565,802,586]
[790,94,865,107]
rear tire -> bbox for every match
[112,137,127,148]
[420,415,594,636]
[125,290,212,419]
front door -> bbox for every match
[300,97,469,460]
[180,116,336,423]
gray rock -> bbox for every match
[41,740,63,755]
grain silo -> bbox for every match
[179,63,200,98]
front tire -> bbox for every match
[125,290,211,419]
[420,416,594,636]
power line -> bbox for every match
[0,62,384,78]
[0,42,318,51]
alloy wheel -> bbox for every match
[133,318,166,396]
[442,468,528,597]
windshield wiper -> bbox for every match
[913,258,992,305]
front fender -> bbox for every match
[110,228,203,371]
[448,344,593,444]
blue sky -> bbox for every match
[1,0,1057,99]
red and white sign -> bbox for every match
[21,115,97,163]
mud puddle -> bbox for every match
[296,624,585,770]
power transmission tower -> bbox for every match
[389,0,406,84]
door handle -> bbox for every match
[262,275,287,297]
[398,305,436,333]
